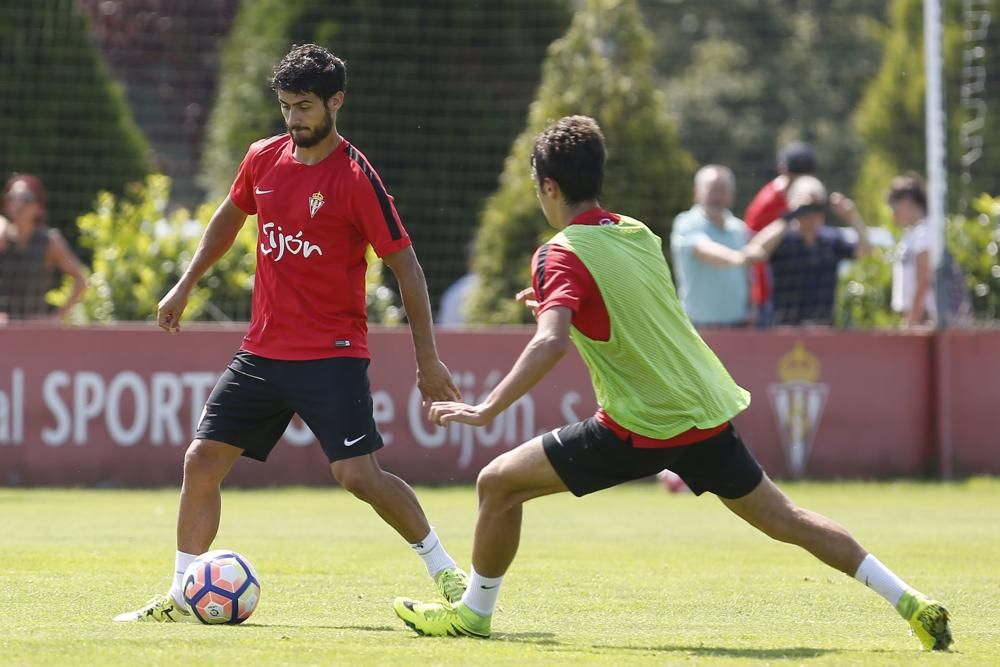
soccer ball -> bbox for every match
[182,549,261,624]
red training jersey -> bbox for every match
[530,208,727,448]
[743,180,788,306]
[230,134,411,360]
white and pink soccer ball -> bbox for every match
[182,549,261,624]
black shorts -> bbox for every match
[542,419,762,499]
[195,351,384,463]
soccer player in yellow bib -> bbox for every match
[392,116,952,651]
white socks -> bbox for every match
[410,527,456,578]
[461,567,503,616]
[168,549,199,609]
[854,553,910,609]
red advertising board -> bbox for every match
[938,330,1000,476]
[0,325,996,486]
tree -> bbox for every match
[200,0,570,305]
[855,0,1000,224]
[466,0,695,324]
[0,0,149,248]
[640,0,885,211]
[843,0,1000,327]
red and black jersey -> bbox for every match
[230,134,411,360]
[530,208,728,448]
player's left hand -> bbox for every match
[516,287,539,319]
[416,358,461,403]
[428,401,492,427]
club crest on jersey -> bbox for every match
[308,191,326,218]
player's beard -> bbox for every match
[289,110,334,148]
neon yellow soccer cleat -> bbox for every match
[433,567,469,604]
[896,591,953,651]
[393,598,491,638]
[113,593,194,623]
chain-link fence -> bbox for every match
[2,0,999,327]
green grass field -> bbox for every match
[1,479,997,666]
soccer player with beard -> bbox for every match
[391,116,952,652]
[115,44,469,622]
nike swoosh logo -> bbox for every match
[480,584,499,590]
[255,187,274,194]
[343,434,367,447]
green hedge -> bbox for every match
[52,176,255,323]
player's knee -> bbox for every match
[332,464,377,500]
[182,442,229,486]
[476,461,512,505]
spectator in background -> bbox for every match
[746,175,870,326]
[670,165,753,327]
[744,142,817,326]
[886,174,940,327]
[0,174,86,322]
[438,241,479,326]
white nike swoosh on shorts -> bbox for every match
[344,434,367,447]
[255,187,274,194]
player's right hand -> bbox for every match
[157,285,189,334]
[416,358,462,403]
[515,287,539,319]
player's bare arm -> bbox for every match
[428,306,571,427]
[382,246,460,402]
[157,196,247,333]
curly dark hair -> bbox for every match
[271,43,346,102]
[531,115,606,204]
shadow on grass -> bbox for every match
[488,634,843,659]
[238,626,860,660]
[491,632,560,645]
[594,643,840,660]
[240,623,398,633]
